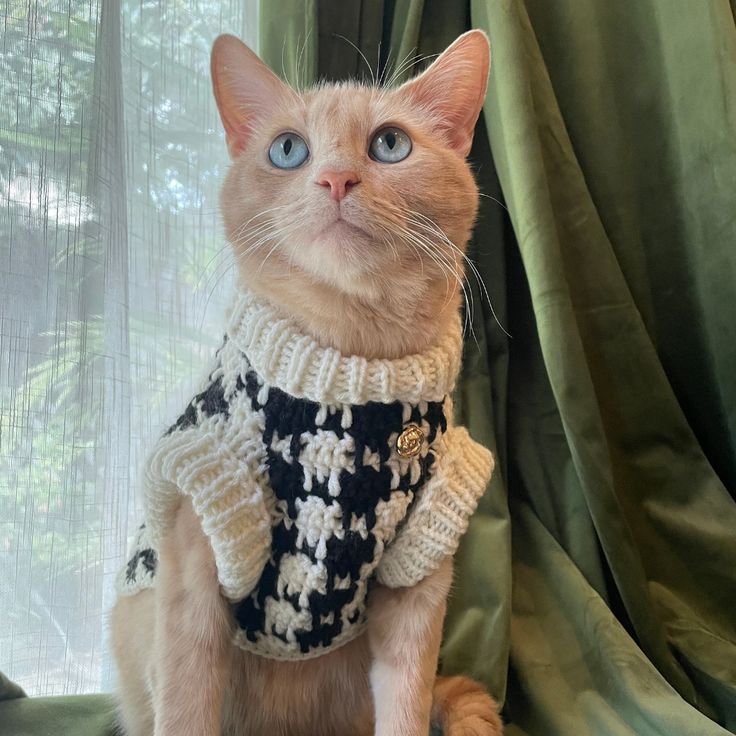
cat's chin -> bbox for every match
[293,222,382,277]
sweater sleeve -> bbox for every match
[144,412,273,602]
[376,426,494,589]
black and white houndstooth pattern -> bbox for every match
[121,336,449,659]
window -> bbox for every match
[0,0,258,695]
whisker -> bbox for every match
[400,213,478,340]
[384,50,441,87]
[405,215,480,333]
[406,211,512,339]
[194,204,289,300]
[388,218,467,320]
[333,34,375,85]
[295,29,313,91]
[477,191,509,212]
[195,214,300,331]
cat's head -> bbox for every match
[211,31,490,355]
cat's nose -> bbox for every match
[316,170,361,202]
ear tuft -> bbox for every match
[211,34,292,159]
[400,30,490,158]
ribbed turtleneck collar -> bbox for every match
[225,290,463,406]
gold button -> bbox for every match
[397,424,424,459]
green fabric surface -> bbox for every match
[0,693,117,735]
[1,664,117,735]
[260,0,736,734]
[474,2,736,732]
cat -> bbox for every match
[111,29,503,736]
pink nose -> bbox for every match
[316,170,361,202]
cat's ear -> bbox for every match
[211,34,292,159]
[400,30,490,158]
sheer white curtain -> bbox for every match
[0,0,257,695]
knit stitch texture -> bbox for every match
[118,291,493,660]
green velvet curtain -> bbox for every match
[261,1,736,734]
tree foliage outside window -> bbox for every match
[0,0,254,695]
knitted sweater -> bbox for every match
[118,291,493,661]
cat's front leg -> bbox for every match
[367,556,453,736]
[151,497,233,736]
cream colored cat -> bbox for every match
[111,30,503,736]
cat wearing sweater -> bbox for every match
[111,30,503,736]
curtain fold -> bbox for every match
[258,1,736,733]
[473,1,736,731]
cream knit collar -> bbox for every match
[225,290,464,407]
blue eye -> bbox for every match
[268,133,309,169]
[369,127,412,163]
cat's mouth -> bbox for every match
[322,216,369,239]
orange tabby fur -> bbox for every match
[111,30,503,736]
